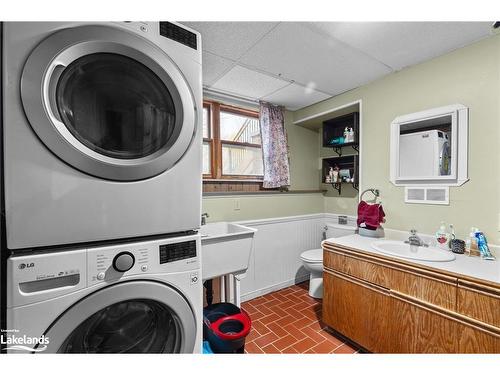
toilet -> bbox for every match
[300,223,357,298]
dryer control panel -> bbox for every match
[87,234,200,287]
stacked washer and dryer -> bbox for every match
[1,22,203,353]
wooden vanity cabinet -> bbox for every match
[322,244,500,353]
[457,280,500,327]
[323,270,393,353]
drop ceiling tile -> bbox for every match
[307,22,492,70]
[240,22,392,96]
[202,51,235,86]
[181,22,279,60]
[212,65,290,99]
[262,83,330,110]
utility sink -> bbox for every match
[200,222,257,281]
[371,240,456,262]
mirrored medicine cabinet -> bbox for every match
[390,104,469,187]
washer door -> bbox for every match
[41,281,196,353]
[21,25,197,181]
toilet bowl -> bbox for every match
[300,223,357,298]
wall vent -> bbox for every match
[405,186,449,205]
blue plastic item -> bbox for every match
[203,341,214,354]
[330,137,345,145]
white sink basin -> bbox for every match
[371,240,456,262]
[200,222,257,281]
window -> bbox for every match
[203,101,263,180]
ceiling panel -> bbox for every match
[240,22,392,96]
[307,22,492,70]
[182,22,279,60]
[212,65,290,99]
[261,83,330,111]
[202,51,235,86]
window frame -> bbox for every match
[203,100,263,181]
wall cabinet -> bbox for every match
[322,243,500,353]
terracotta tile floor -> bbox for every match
[241,282,359,354]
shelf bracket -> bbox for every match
[351,144,359,152]
[331,146,342,156]
[330,182,341,195]
[353,183,359,191]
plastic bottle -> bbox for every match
[348,128,355,143]
[475,231,496,260]
[435,222,450,250]
[448,224,456,249]
[465,227,477,256]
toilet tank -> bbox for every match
[326,223,357,238]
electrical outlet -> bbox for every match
[234,198,241,211]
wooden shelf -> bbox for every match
[203,190,327,197]
[322,112,359,152]
[322,155,359,195]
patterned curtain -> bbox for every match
[259,102,290,189]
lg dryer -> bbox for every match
[2,22,202,249]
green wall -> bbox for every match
[202,111,324,222]
[295,34,500,243]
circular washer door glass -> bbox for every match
[56,53,176,159]
[58,299,182,353]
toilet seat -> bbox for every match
[300,248,322,263]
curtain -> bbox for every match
[259,102,290,189]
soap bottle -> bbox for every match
[435,222,450,250]
[343,127,349,142]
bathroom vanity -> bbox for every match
[322,235,500,353]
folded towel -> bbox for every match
[357,201,385,228]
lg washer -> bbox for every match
[5,234,202,353]
[1,22,202,250]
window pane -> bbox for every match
[222,144,263,176]
[202,107,209,139]
[202,142,211,175]
[220,111,261,144]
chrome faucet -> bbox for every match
[201,213,209,226]
[405,229,429,247]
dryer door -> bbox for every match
[41,281,197,353]
[21,25,197,181]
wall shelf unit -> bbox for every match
[322,155,359,195]
[323,112,359,156]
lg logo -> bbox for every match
[18,263,34,270]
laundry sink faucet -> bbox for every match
[405,229,429,247]
[201,213,209,226]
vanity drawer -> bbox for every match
[457,280,500,328]
[324,249,391,288]
[391,268,457,311]
[324,247,457,310]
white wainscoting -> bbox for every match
[236,214,326,302]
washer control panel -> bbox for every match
[87,234,200,286]
[159,241,196,264]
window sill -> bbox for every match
[203,190,327,197]
[203,178,263,183]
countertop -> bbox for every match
[324,233,500,286]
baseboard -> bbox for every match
[241,273,310,302]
